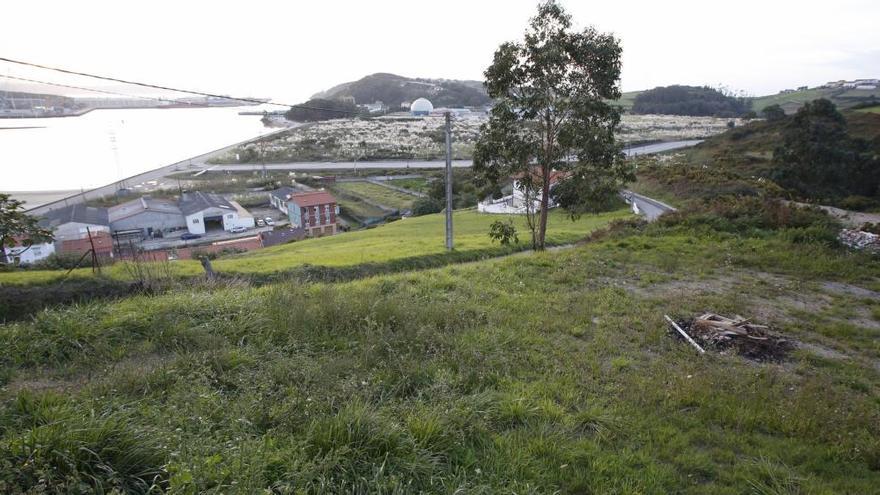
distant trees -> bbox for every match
[761,104,786,121]
[632,85,750,117]
[284,98,364,122]
[474,1,633,250]
[772,99,880,200]
[0,194,53,265]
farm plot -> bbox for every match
[335,182,417,211]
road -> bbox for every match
[27,138,699,215]
[623,140,703,157]
[622,190,677,221]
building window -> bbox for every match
[227,214,233,219]
[192,218,200,224]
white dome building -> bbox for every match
[410,98,434,116]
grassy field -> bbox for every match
[0,210,628,286]
[388,177,430,193]
[214,209,627,275]
[1,204,878,492]
[335,181,418,210]
[857,105,880,114]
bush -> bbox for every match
[839,195,878,212]
[411,197,443,216]
[656,196,838,236]
[488,219,519,245]
[32,252,90,270]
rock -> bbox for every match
[838,229,880,252]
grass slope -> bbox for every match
[1,218,878,492]
[752,87,880,114]
[630,111,880,205]
[0,210,628,286]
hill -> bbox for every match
[751,86,880,114]
[631,108,880,206]
[311,73,492,108]
[631,85,749,117]
[1,197,879,492]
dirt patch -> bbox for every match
[821,281,880,300]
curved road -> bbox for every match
[27,139,696,215]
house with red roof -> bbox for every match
[286,190,339,237]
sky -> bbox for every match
[1,0,878,104]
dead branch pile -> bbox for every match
[669,313,792,362]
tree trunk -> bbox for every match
[0,236,7,265]
[537,163,551,250]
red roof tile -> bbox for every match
[290,191,337,208]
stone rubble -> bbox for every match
[838,229,880,252]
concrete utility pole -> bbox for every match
[444,111,453,250]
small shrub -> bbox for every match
[411,197,443,216]
[488,219,519,246]
[839,195,877,212]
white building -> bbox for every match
[4,240,55,265]
[39,204,110,242]
[478,171,567,215]
[179,192,254,235]
[410,98,434,116]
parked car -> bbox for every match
[256,219,266,227]
[264,217,275,226]
[180,233,202,240]
[230,226,247,233]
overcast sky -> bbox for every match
[1,0,878,104]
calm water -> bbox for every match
[0,106,274,192]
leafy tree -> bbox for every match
[474,1,633,249]
[0,194,53,265]
[772,99,880,200]
[285,98,364,122]
[761,104,786,121]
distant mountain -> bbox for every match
[311,73,491,108]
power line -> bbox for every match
[0,56,359,114]
[0,73,197,105]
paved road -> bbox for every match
[26,138,699,215]
[623,140,703,157]
[622,190,677,221]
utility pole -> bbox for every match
[86,226,101,275]
[444,111,453,250]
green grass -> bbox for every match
[388,177,430,193]
[0,210,628,286]
[335,181,417,210]
[1,218,879,492]
[856,105,880,114]
[751,87,880,114]
[214,209,627,275]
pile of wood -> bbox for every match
[692,313,770,342]
[665,313,791,362]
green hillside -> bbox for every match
[0,209,627,286]
[311,73,491,108]
[2,199,879,492]
[631,109,880,205]
[751,86,880,114]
